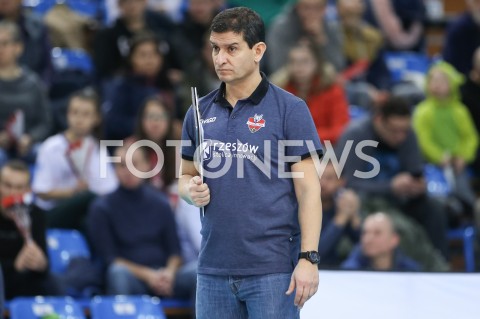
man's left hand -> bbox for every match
[286,259,319,309]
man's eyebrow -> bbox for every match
[210,41,240,46]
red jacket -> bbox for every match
[285,82,350,145]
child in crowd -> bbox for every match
[272,38,350,145]
[413,61,479,209]
[32,88,118,231]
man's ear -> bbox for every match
[253,42,267,63]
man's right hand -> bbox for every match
[187,176,210,207]
[391,173,414,197]
[14,241,47,272]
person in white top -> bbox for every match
[32,87,118,230]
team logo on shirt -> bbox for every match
[246,114,266,133]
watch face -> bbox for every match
[308,251,320,263]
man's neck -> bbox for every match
[64,130,83,143]
[371,253,394,270]
[225,72,262,107]
[0,65,21,80]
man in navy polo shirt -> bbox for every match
[179,7,323,318]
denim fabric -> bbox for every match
[196,273,299,319]
[106,262,197,300]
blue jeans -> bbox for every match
[196,273,299,319]
[106,262,197,300]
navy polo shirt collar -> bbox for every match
[214,72,269,107]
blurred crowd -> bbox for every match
[1,0,480,308]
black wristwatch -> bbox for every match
[298,251,321,264]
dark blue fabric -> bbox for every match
[318,207,360,266]
[341,245,422,271]
[443,13,480,76]
[181,74,323,276]
[102,75,174,140]
[364,0,426,52]
[87,184,181,268]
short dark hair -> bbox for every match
[1,160,30,178]
[210,7,265,48]
[376,96,411,119]
[69,87,100,112]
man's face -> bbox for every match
[210,31,262,85]
[118,0,146,20]
[467,0,480,24]
[0,166,29,201]
[188,0,216,25]
[374,115,411,148]
[114,147,150,190]
[361,214,399,258]
[296,0,325,25]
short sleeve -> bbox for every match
[31,142,57,193]
[181,106,196,161]
[284,100,323,161]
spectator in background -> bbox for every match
[178,33,221,116]
[87,143,196,301]
[103,32,177,141]
[363,0,426,52]
[413,61,478,210]
[319,163,361,267]
[0,21,51,167]
[271,38,349,145]
[336,0,392,108]
[335,97,448,257]
[342,212,421,271]
[0,160,59,299]
[133,96,179,194]
[461,46,480,178]
[443,0,480,76]
[172,0,219,71]
[32,88,118,231]
[0,0,51,82]
[267,0,345,74]
[93,0,176,81]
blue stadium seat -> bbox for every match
[46,228,91,274]
[51,47,94,75]
[23,0,104,18]
[447,226,476,272]
[424,164,452,197]
[90,295,166,319]
[348,105,369,121]
[9,296,85,319]
[384,51,431,84]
